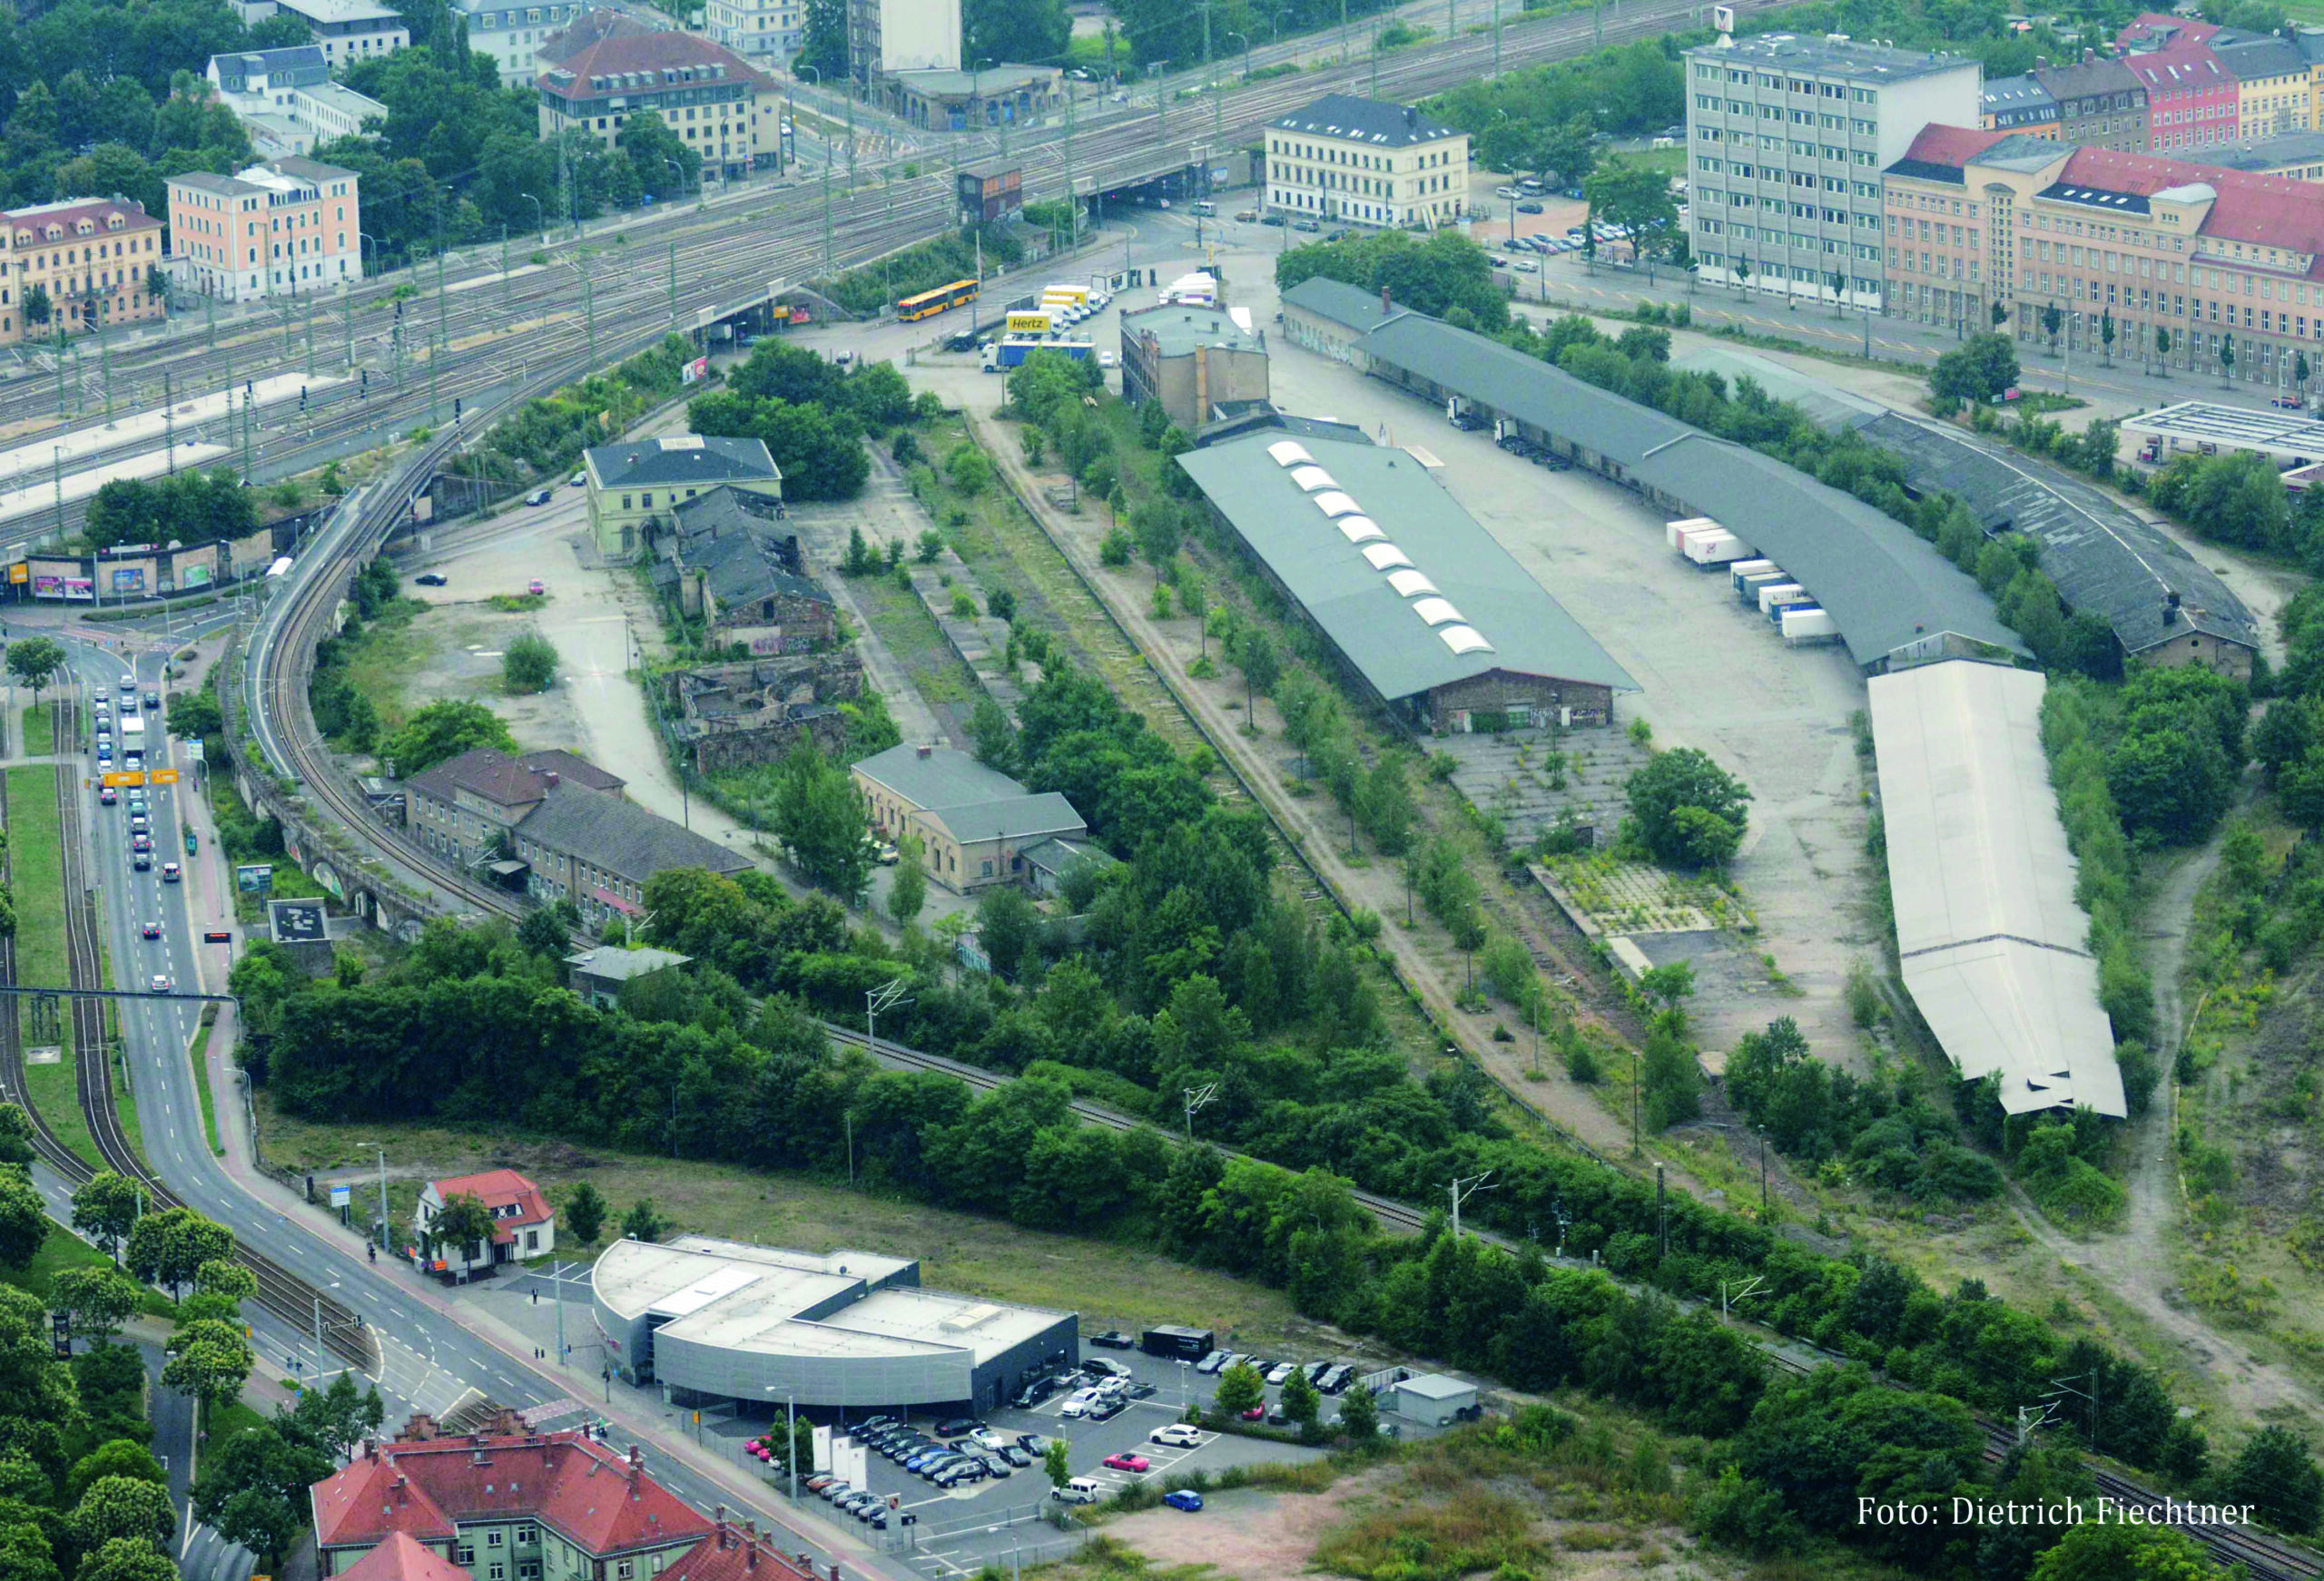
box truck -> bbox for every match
[1736,570,1787,604]
[1665,516,1719,550]
[1780,606,1840,644]
[1728,558,1777,590]
[1757,583,1808,616]
[983,337,1096,370]
[1140,1325,1216,1360]
[1683,531,1752,566]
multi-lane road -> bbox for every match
[0,0,1764,550]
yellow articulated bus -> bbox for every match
[896,278,980,320]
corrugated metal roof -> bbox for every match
[1630,437,2026,666]
[1175,434,1637,702]
[1851,413,2257,657]
[1868,661,2125,1117]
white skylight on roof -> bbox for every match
[1314,490,1362,517]
[1338,516,1385,544]
[1290,466,1340,493]
[1362,543,1414,570]
[1266,441,1315,467]
[1439,625,1495,656]
[1385,568,1439,597]
[1411,596,1465,626]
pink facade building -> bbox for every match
[2127,44,2238,152]
[164,156,361,303]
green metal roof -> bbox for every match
[1175,434,1638,702]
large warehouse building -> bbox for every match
[592,1236,1078,1412]
[1175,433,1639,732]
[1868,660,2125,1117]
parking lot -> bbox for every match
[763,1344,1360,1576]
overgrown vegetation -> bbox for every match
[821,224,1026,316]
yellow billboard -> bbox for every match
[1006,312,1053,333]
[101,771,147,788]
[150,770,181,785]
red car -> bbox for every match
[1240,1406,1265,1421]
[1101,1453,1149,1473]
[527,578,547,595]
[2274,394,2307,409]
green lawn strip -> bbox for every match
[251,1096,1315,1350]
[19,704,54,757]
[0,1220,175,1316]
[850,573,980,705]
[5,767,97,1171]
[190,1019,224,1154]
[205,1397,267,1452]
[333,597,431,735]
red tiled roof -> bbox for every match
[314,1434,713,1558]
[2118,10,2218,45]
[405,748,550,811]
[428,1169,554,1242]
[538,32,773,97]
[660,1527,816,1581]
[1897,123,2014,168]
[2122,43,2230,93]
[5,198,162,243]
[2056,145,2324,270]
[337,1533,469,1581]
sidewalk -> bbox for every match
[941,372,1657,1174]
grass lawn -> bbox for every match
[332,598,432,736]
[6,767,96,1171]
[1,1218,173,1317]
[20,703,54,757]
[251,1096,1319,1350]
[1610,144,1685,181]
[206,1398,268,1454]
[849,572,980,707]
[190,1018,223,1154]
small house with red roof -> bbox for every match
[310,1420,812,1581]
[415,1170,556,1279]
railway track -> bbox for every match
[47,688,376,1371]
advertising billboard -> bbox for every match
[111,567,144,594]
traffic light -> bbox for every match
[299,386,308,411]
[454,397,462,423]
[360,369,369,398]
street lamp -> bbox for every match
[519,191,546,241]
[1228,30,1250,84]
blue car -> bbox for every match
[903,1450,943,1473]
[1163,1490,1204,1512]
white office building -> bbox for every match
[1684,31,1981,309]
[704,0,801,62]
[456,0,590,85]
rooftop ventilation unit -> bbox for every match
[1314,490,1362,517]
[1362,542,1414,571]
[1385,568,1439,597]
[1337,516,1384,544]
[1439,624,1495,655]
[1411,596,1465,626]
[1289,466,1340,493]
[1266,440,1316,467]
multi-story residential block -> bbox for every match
[1263,93,1470,230]
[454,0,588,85]
[1980,74,2059,135]
[164,158,361,302]
[1885,122,2324,397]
[0,198,166,346]
[704,0,799,64]
[537,33,782,189]
[2215,30,2311,137]
[2031,53,2148,151]
[234,0,409,64]
[2126,44,2235,152]
[1685,33,1981,309]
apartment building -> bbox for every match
[454,0,588,85]
[1264,93,1470,230]
[704,0,801,62]
[236,0,409,63]
[206,45,328,112]
[2031,54,2148,151]
[847,0,960,92]
[0,197,166,347]
[1980,74,2059,136]
[537,33,781,186]
[1685,33,1981,309]
[209,54,386,159]
[2217,31,2311,137]
[1884,122,2324,397]
[164,157,361,302]
[2127,44,2236,152]
[583,434,783,560]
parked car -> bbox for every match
[1098,350,1118,368]
[979,1454,1013,1478]
[934,1417,983,1437]
[1195,1350,1228,1374]
[817,1482,852,1502]
[1261,213,1287,226]
[999,1445,1032,1468]
[1163,1490,1205,1512]
[1059,1392,1098,1419]
[1293,218,1320,231]
[569,471,587,486]
[803,1474,837,1493]
[1083,1357,1132,1379]
[416,572,448,586]
[1017,1434,1048,1455]
[1494,185,1521,199]
[528,578,547,594]
[2274,394,2307,409]
[1319,1365,1356,1394]
[1517,201,1544,214]
[1512,260,1539,273]
[1151,1424,1202,1448]
[525,488,553,506]
[1101,1453,1150,1473]
[1264,1361,1298,1386]
[1089,1399,1128,1422]
[1240,1405,1265,1420]
[1088,1331,1136,1350]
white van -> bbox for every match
[1052,1478,1104,1505]
[1191,201,1216,217]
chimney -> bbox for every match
[2163,589,2181,624]
[916,743,933,758]
[1381,286,1392,314]
[2083,46,2095,61]
[546,771,560,787]
[714,1507,727,1546]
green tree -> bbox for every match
[69,1478,173,1555]
[2222,1425,2323,1534]
[559,1182,608,1245]
[968,695,1017,771]
[1215,1360,1265,1417]
[502,631,559,694]
[2030,1519,2220,1580]
[976,885,1040,982]
[1584,159,1680,261]
[0,1173,45,1272]
[49,1268,139,1346]
[5,638,65,707]
[772,743,874,903]
[74,1539,174,1581]
[0,1103,33,1166]
[1042,1438,1072,1489]
[886,833,928,928]
[282,1371,386,1460]
[2221,331,2237,384]
[1280,1368,1322,1433]
[2040,301,2063,354]
[517,906,574,959]
[944,443,991,496]
[22,285,50,333]
[1336,1382,1378,1445]
[125,1208,232,1300]
[1929,333,2019,408]
[192,1422,333,1569]
[64,1444,165,1507]
[422,1192,496,1265]
[1625,749,1751,869]
[620,1197,668,1242]
[796,0,846,79]
[2155,323,2171,368]
[1641,1022,1702,1129]
[1236,632,1280,719]
[379,700,517,777]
